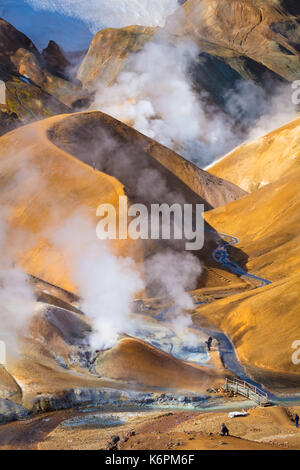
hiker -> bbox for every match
[220,423,229,436]
[206,337,213,351]
[295,414,299,428]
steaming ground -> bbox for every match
[1,2,298,167]
[49,212,144,350]
[91,38,239,165]
[0,215,36,357]
[49,213,202,350]
[91,37,298,167]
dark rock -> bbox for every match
[11,48,91,109]
[0,104,19,136]
[0,18,39,68]
[111,435,120,444]
[0,398,29,424]
[42,40,71,79]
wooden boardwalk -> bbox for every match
[224,378,269,405]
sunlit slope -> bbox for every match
[2,297,229,405]
[5,302,141,407]
[0,366,22,403]
[199,163,300,381]
[208,116,300,192]
[0,111,247,296]
[95,337,226,393]
[0,114,140,293]
[194,274,300,381]
[48,111,246,210]
[77,26,156,88]
[205,167,300,283]
[47,111,250,289]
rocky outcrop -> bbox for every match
[171,0,300,81]
[0,63,72,122]
[77,23,254,111]
[0,17,39,67]
[77,26,156,89]
[5,75,71,122]
[0,399,28,424]
[76,3,290,119]
[0,366,22,403]
[0,18,91,115]
[11,48,91,109]
[42,40,71,79]
[0,104,19,136]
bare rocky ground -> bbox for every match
[0,404,299,450]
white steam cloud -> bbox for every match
[0,214,36,356]
[247,84,299,141]
[49,213,202,351]
[50,212,144,350]
[225,80,298,141]
[92,38,298,167]
[92,39,239,166]
[145,249,202,346]
[26,0,179,31]
[0,0,178,50]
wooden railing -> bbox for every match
[224,378,269,404]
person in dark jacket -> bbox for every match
[206,337,213,351]
[295,414,299,428]
[220,423,229,436]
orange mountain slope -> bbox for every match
[208,115,300,192]
[0,114,141,293]
[0,111,246,293]
[47,111,247,209]
[195,118,300,385]
[94,336,226,393]
[77,26,156,89]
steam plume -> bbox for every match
[145,249,202,346]
[0,213,36,356]
[50,212,144,350]
[92,38,298,167]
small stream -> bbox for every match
[194,230,300,404]
[209,230,272,287]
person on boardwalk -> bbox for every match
[206,336,213,351]
[295,414,299,428]
[220,423,229,436]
